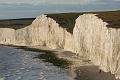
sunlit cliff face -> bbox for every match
[0,11,120,79]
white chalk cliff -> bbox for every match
[0,13,120,79]
[0,28,15,44]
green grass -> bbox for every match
[0,18,35,29]
[47,10,120,33]
[94,11,120,28]
[9,45,72,69]
[0,10,119,33]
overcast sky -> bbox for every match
[0,0,120,4]
[0,0,120,19]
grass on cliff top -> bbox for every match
[46,10,120,33]
[94,11,120,28]
[0,18,35,29]
[9,45,72,69]
[0,10,119,33]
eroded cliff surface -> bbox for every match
[73,14,120,79]
[0,28,15,44]
[0,11,120,79]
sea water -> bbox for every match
[0,46,69,80]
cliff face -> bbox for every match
[74,13,120,79]
[0,11,120,79]
[73,14,120,79]
[0,28,15,44]
[12,15,66,49]
[29,15,66,48]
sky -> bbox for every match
[0,0,120,19]
[0,0,120,4]
[0,0,98,4]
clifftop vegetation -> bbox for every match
[0,10,120,33]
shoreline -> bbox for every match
[1,44,119,80]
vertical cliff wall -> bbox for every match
[29,15,66,48]
[0,28,15,44]
[73,14,120,79]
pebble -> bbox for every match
[20,68,25,70]
[16,72,22,75]
[16,70,20,73]
[15,76,22,80]
[26,69,30,72]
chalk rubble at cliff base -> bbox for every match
[0,13,120,79]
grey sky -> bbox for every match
[0,0,119,4]
[0,0,120,19]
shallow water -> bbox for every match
[0,46,69,80]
